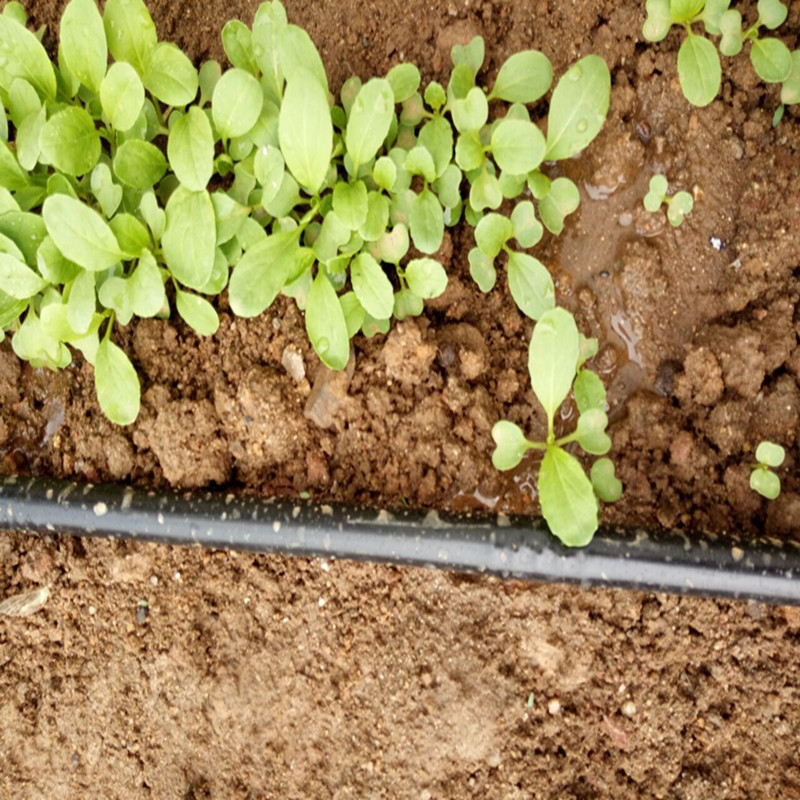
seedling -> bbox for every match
[491,307,622,547]
[643,175,694,226]
[750,440,785,499]
[643,0,795,107]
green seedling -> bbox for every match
[643,175,694,226]
[491,307,622,547]
[643,0,794,108]
[750,440,785,499]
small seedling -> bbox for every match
[643,0,795,108]
[491,307,622,547]
[643,175,694,226]
[750,440,785,499]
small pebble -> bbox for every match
[149,576,158,587]
[136,605,149,625]
[548,699,561,715]
[88,606,96,616]
[622,701,637,717]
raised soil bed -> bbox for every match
[1,0,800,797]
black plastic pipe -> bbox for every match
[1,475,799,605]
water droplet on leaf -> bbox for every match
[317,337,330,354]
[577,119,588,132]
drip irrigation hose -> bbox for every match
[1,475,799,605]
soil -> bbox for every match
[1,0,800,797]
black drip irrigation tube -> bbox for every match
[1,475,799,606]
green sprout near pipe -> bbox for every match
[491,307,622,547]
[644,175,694,227]
[750,441,785,500]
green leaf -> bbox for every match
[418,116,453,179]
[113,139,167,188]
[333,181,369,231]
[2,2,27,25]
[42,195,124,272]
[346,78,395,169]
[0,211,47,266]
[95,337,140,425]
[491,420,532,471]
[39,107,101,176]
[574,369,606,413]
[475,213,513,258]
[198,60,221,106]
[98,276,134,324]
[423,82,447,112]
[210,193,248,246]
[469,169,503,212]
[254,145,285,204]
[677,34,721,107]
[488,50,553,103]
[393,287,424,320]
[386,63,420,103]
[0,140,29,190]
[340,291,365,338]
[510,201,543,247]
[409,188,444,254]
[447,63,476,102]
[306,270,350,370]
[140,191,166,241]
[279,69,333,196]
[109,213,150,256]
[468,247,496,292]
[545,55,611,160]
[671,0,704,22]
[644,174,668,211]
[351,252,394,319]
[0,15,57,101]
[591,458,623,503]
[7,78,40,128]
[642,0,675,41]
[750,468,781,500]
[359,192,390,243]
[162,187,216,290]
[67,270,96,334]
[176,289,219,336]
[143,42,198,106]
[103,0,157,78]
[756,441,785,468]
[703,0,731,34]
[433,163,463,209]
[222,19,259,75]
[781,51,800,105]
[539,445,599,547]
[451,36,485,75]
[212,67,264,140]
[90,163,123,218]
[279,24,328,93]
[100,61,144,131]
[667,191,694,226]
[538,177,580,235]
[0,252,47,299]
[507,251,555,321]
[228,231,299,317]
[405,258,447,299]
[373,156,397,192]
[168,106,214,191]
[718,9,744,56]
[450,86,489,134]
[252,0,287,101]
[129,250,165,316]
[405,147,437,183]
[491,119,546,175]
[37,236,78,284]
[750,38,793,84]
[529,306,579,427]
[575,408,612,455]
[376,224,410,264]
[60,0,107,93]
[758,0,788,29]
[455,132,485,172]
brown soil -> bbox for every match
[1,0,800,797]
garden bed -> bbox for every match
[1,0,799,796]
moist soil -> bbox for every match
[1,0,799,797]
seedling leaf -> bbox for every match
[591,458,623,502]
[168,106,215,191]
[306,270,350,370]
[507,251,555,321]
[346,78,395,169]
[491,420,531,471]
[60,0,107,93]
[539,445,598,547]
[162,187,216,290]
[488,50,553,104]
